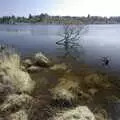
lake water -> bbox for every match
[0,24,120,73]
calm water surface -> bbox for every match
[0,24,120,72]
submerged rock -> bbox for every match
[34,52,51,67]
[84,73,111,88]
[84,73,101,86]
[27,65,42,73]
[52,106,96,120]
[88,88,98,96]
[50,63,68,71]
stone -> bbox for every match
[34,52,51,67]
[27,66,42,73]
[50,63,67,71]
[84,73,111,88]
[84,73,101,86]
[88,88,98,96]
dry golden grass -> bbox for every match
[0,52,35,93]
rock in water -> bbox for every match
[27,66,42,73]
[50,63,67,71]
[52,106,96,120]
[84,73,111,88]
[88,88,98,96]
[34,52,51,67]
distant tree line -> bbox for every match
[0,13,120,24]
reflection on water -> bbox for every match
[56,44,85,64]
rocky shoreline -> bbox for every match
[0,48,119,120]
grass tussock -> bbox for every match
[0,46,35,93]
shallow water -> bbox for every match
[1,24,120,119]
[29,63,120,120]
[0,24,120,73]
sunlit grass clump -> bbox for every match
[0,45,35,93]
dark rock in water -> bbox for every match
[34,52,52,67]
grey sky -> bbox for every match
[0,0,120,17]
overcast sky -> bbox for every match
[0,0,120,17]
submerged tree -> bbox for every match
[56,24,86,59]
[56,24,84,46]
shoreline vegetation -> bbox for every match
[1,13,120,24]
[0,46,120,120]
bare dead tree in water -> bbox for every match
[56,24,86,58]
[56,25,84,46]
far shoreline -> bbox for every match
[0,22,82,25]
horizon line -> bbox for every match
[1,13,120,18]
